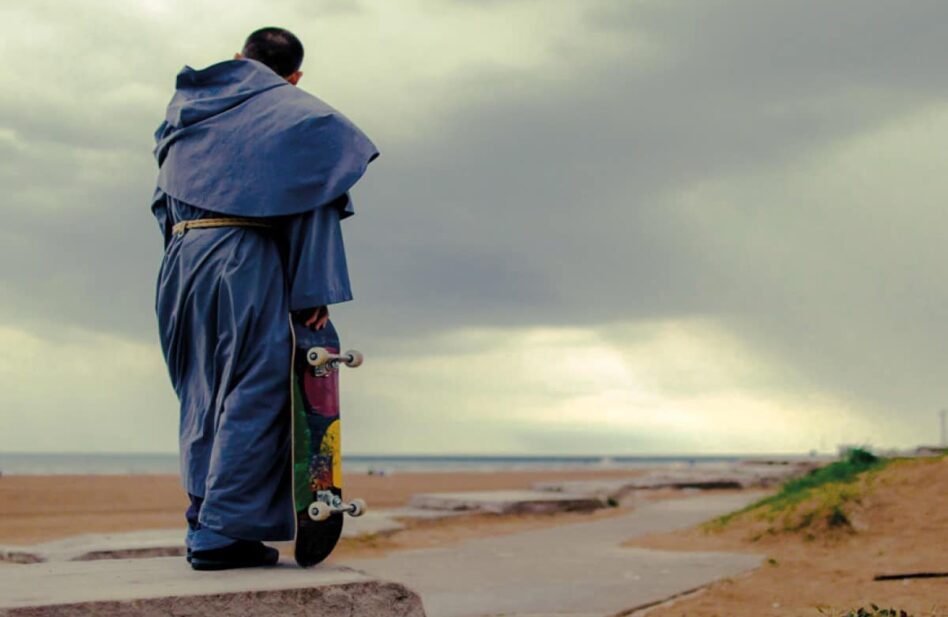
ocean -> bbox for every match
[0,452,808,476]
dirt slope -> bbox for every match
[627,456,947,617]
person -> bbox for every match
[150,27,378,570]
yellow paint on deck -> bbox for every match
[320,420,342,488]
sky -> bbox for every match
[1,0,947,455]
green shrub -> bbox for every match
[707,448,887,531]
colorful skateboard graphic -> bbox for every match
[292,320,366,567]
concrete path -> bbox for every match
[343,492,767,617]
[0,558,424,616]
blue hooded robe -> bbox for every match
[151,58,377,551]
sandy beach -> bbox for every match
[0,468,649,545]
[3,458,943,616]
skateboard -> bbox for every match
[291,319,366,567]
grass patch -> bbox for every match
[705,448,889,534]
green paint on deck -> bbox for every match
[292,378,312,512]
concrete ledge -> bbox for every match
[0,509,451,564]
[382,507,464,521]
[531,478,643,502]
[534,463,818,500]
[408,490,603,514]
[1,530,186,564]
[0,550,44,565]
[0,557,425,616]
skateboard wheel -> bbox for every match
[308,501,332,522]
[349,498,366,517]
[306,347,330,368]
[344,350,363,368]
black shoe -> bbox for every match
[186,547,192,563]
[190,540,279,571]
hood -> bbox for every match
[152,58,378,218]
[165,58,288,128]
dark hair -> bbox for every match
[241,27,304,77]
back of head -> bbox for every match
[241,27,304,78]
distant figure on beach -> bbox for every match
[150,27,378,570]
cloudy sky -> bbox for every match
[2,0,946,456]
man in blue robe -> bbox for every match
[150,27,378,570]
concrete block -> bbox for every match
[408,490,603,514]
[532,478,642,502]
[533,462,819,498]
[0,530,185,564]
[0,557,425,617]
[0,510,423,564]
[381,508,464,521]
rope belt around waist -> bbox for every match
[171,218,272,236]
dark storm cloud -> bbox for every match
[341,0,948,417]
[0,155,162,340]
[3,0,947,423]
[343,0,948,320]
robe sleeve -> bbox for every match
[279,194,354,311]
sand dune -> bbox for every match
[628,456,947,616]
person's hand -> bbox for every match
[303,306,329,330]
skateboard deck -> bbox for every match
[291,320,365,567]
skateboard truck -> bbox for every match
[307,490,367,522]
[305,347,363,377]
